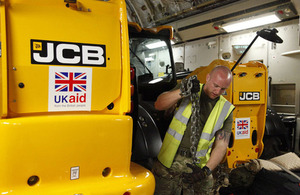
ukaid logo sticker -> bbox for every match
[48,66,92,111]
[235,118,250,140]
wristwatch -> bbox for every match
[202,166,212,176]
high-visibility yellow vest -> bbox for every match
[158,84,235,168]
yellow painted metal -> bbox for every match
[189,60,267,168]
[0,115,155,194]
[0,0,154,193]
[5,0,128,116]
[0,0,8,118]
[119,0,131,115]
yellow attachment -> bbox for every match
[189,60,267,168]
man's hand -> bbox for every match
[191,79,200,93]
[182,163,210,183]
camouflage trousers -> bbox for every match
[152,154,214,195]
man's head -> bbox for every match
[203,65,232,99]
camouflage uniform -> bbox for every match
[152,154,214,195]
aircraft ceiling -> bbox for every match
[126,0,299,43]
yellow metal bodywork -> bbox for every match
[5,0,130,116]
[0,0,8,118]
[0,0,154,194]
[189,59,267,168]
[0,115,154,194]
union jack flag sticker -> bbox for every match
[55,72,87,92]
[237,119,249,130]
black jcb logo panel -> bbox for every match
[239,92,260,101]
[31,39,106,67]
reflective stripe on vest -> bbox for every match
[195,100,233,168]
[158,84,235,168]
[165,96,192,142]
[174,98,190,125]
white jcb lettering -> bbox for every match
[239,92,260,101]
[33,43,54,63]
[253,92,260,100]
[82,45,105,65]
[246,93,252,100]
[240,93,246,101]
[56,44,81,64]
[32,40,106,66]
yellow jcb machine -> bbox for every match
[189,29,283,168]
[0,0,154,194]
[190,59,267,168]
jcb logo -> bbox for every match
[31,39,106,67]
[239,92,260,101]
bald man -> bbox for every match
[152,66,235,195]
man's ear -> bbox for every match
[206,74,210,82]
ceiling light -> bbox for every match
[221,12,281,33]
